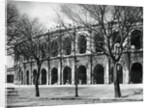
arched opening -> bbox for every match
[78,35,87,54]
[131,63,143,83]
[94,34,104,52]
[51,40,58,57]
[51,68,58,84]
[41,69,47,85]
[33,70,37,85]
[63,66,71,84]
[26,71,29,85]
[63,37,72,55]
[93,64,104,84]
[116,64,123,84]
[78,65,87,84]
[131,30,142,49]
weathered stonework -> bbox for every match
[14,28,143,85]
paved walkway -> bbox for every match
[6,84,143,107]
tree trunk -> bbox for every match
[113,61,121,98]
[75,63,79,97]
[35,64,41,97]
[35,77,40,97]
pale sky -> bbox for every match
[9,0,65,29]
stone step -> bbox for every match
[6,87,18,96]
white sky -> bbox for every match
[9,0,64,29]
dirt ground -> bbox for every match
[6,84,143,107]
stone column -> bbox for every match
[23,63,26,85]
[104,58,109,84]
[90,31,94,84]
[48,60,51,85]
[49,65,51,85]
[30,62,32,85]
[71,36,75,55]
[123,57,130,84]
[75,35,78,54]
[71,60,75,85]
[86,36,91,54]
[61,62,63,85]
[58,62,61,85]
[87,63,91,84]
[123,67,129,84]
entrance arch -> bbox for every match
[26,71,29,85]
[93,64,104,84]
[51,68,58,84]
[63,66,71,84]
[131,63,143,83]
[41,69,47,85]
[78,65,87,84]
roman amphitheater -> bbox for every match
[11,26,143,86]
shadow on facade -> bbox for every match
[63,66,71,84]
[131,63,143,83]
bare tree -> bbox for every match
[7,3,20,55]
[7,8,47,97]
[57,4,143,98]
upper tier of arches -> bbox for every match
[32,29,142,58]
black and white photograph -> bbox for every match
[3,0,145,107]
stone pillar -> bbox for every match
[29,70,31,85]
[123,60,130,84]
[48,61,50,85]
[86,36,91,54]
[46,68,48,85]
[87,63,91,84]
[30,62,32,85]
[23,64,26,85]
[104,58,109,84]
[75,35,78,54]
[25,70,27,85]
[71,61,75,85]
[62,66,64,85]
[22,64,25,85]
[49,65,51,85]
[58,62,61,85]
[120,54,130,84]
[90,31,94,84]
[71,36,75,55]
[14,61,19,85]
[31,68,33,85]
[72,30,78,85]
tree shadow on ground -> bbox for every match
[122,89,143,98]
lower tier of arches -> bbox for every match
[14,62,143,85]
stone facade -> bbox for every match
[14,27,143,85]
